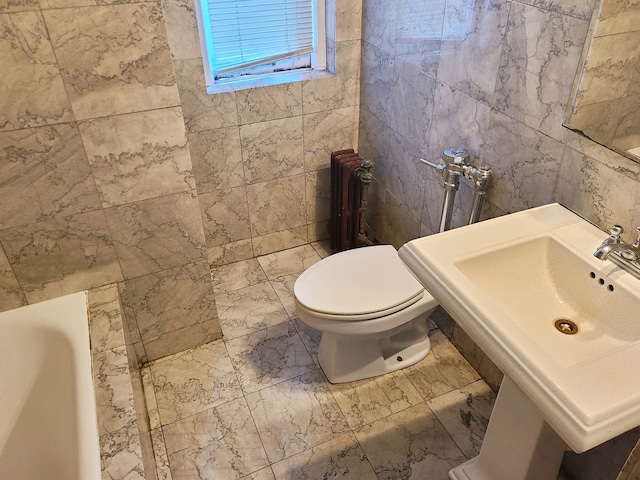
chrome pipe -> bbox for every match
[467,165,492,225]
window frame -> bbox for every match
[194,0,329,94]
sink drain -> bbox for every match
[554,319,578,335]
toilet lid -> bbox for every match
[294,245,425,317]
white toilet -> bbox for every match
[294,244,438,383]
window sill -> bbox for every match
[206,69,334,94]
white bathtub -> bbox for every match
[0,292,101,479]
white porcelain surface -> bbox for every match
[399,203,640,452]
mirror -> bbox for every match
[563,0,640,163]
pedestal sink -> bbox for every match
[399,203,640,480]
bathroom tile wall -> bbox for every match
[161,0,362,266]
[566,0,640,154]
[0,0,362,364]
[0,0,221,364]
[360,0,640,248]
[358,1,640,476]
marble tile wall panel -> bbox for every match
[105,191,206,279]
[0,0,38,12]
[246,175,307,237]
[578,31,640,105]
[210,258,267,294]
[189,126,245,194]
[388,59,436,150]
[493,3,589,142]
[516,0,597,20]
[240,116,304,184]
[207,239,255,268]
[119,260,220,349]
[302,40,361,114]
[250,226,309,257]
[557,142,640,232]
[160,0,201,60]
[303,106,359,172]
[332,0,362,43]
[43,3,179,120]
[0,124,102,229]
[174,57,238,133]
[0,11,73,131]
[199,186,251,249]
[427,81,492,162]
[482,110,565,213]
[79,107,194,207]
[361,0,397,55]
[304,170,331,225]
[437,0,509,105]
[386,131,427,219]
[613,96,640,151]
[359,42,396,130]
[0,248,26,311]
[0,210,123,303]
[598,0,640,36]
[236,83,303,125]
[143,319,222,363]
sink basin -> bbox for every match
[399,203,640,453]
[457,235,640,368]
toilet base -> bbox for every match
[318,312,431,383]
[449,376,566,480]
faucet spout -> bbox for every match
[593,224,640,281]
[593,225,624,260]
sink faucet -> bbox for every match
[594,225,640,280]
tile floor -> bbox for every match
[140,242,500,480]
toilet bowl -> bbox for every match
[294,244,438,383]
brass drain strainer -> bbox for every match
[554,318,578,335]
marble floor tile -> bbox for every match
[328,370,424,429]
[150,340,242,425]
[404,329,481,400]
[211,258,268,294]
[270,433,377,480]
[310,240,332,259]
[240,467,276,479]
[257,244,321,280]
[215,281,289,339]
[224,322,316,394]
[427,380,496,460]
[246,370,350,462]
[291,317,321,365]
[150,428,173,480]
[141,367,161,431]
[269,273,298,319]
[163,397,269,480]
[354,403,466,480]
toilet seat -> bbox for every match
[293,245,425,321]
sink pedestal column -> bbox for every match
[449,376,566,480]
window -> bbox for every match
[195,0,327,93]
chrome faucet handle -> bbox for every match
[632,225,640,249]
[608,225,624,242]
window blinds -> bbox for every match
[205,0,314,77]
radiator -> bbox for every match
[329,149,374,252]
